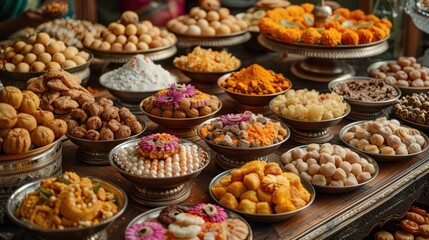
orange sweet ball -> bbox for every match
[259,4,391,46]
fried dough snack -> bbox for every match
[15,171,119,229]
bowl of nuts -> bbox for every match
[340,118,429,161]
[367,56,429,96]
[139,83,222,139]
[280,143,379,193]
[109,133,210,206]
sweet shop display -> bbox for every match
[393,93,429,131]
[281,143,378,192]
[2,1,429,239]
[125,203,251,240]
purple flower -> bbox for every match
[125,222,165,240]
[169,83,196,98]
[220,113,252,126]
[188,203,227,223]
[155,91,184,107]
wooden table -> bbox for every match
[2,45,429,240]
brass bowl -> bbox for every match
[340,121,429,162]
[282,145,379,193]
[270,99,351,131]
[367,60,429,96]
[217,73,292,106]
[197,117,290,160]
[139,96,222,129]
[6,177,127,240]
[0,136,64,162]
[209,169,315,222]
[108,139,210,188]
[173,61,241,85]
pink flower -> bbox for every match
[220,113,252,126]
[155,91,184,108]
[169,83,196,98]
[188,203,228,223]
[125,222,165,240]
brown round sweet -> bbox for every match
[44,119,67,138]
[31,126,55,147]
[32,110,55,125]
[2,128,31,154]
[18,90,40,114]
[395,230,415,240]
[0,86,23,109]
[375,231,394,240]
[420,224,429,237]
[15,113,37,132]
[0,103,18,130]
[400,219,420,234]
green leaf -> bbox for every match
[58,176,71,185]
[304,13,314,27]
[352,21,374,29]
[280,19,301,28]
[93,182,101,193]
[341,20,354,28]
[331,13,342,21]
[39,187,52,200]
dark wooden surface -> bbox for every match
[2,44,429,240]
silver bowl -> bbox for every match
[270,99,351,131]
[367,60,429,96]
[209,169,315,222]
[282,145,379,193]
[6,177,127,240]
[139,97,222,129]
[217,73,292,106]
[328,76,401,120]
[197,117,290,161]
[125,204,253,239]
[340,121,429,162]
[109,138,211,188]
[99,71,172,103]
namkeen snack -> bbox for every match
[220,64,291,95]
[331,78,399,101]
[199,111,287,147]
[83,11,176,52]
[141,83,221,118]
[1,32,90,73]
[393,93,429,126]
[125,203,250,240]
[173,46,240,72]
[281,143,376,187]
[167,6,248,36]
[112,133,208,177]
[15,171,120,229]
[101,55,177,92]
[271,89,348,121]
[369,56,429,88]
[342,117,426,155]
[0,86,67,154]
[211,161,312,214]
[259,4,391,46]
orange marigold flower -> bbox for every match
[301,28,321,44]
[365,14,380,23]
[266,8,290,23]
[357,29,373,44]
[286,5,306,19]
[349,9,366,21]
[320,28,341,46]
[369,26,387,41]
[259,18,275,35]
[380,18,392,28]
[341,30,359,45]
[301,3,314,13]
[333,8,351,18]
[374,22,391,35]
[324,21,343,31]
[279,28,302,43]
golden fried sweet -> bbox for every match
[101,106,120,121]
[242,173,260,191]
[31,126,55,147]
[86,129,100,140]
[86,116,102,130]
[227,181,248,198]
[128,119,143,134]
[238,199,256,213]
[3,128,31,154]
[239,190,258,203]
[32,110,54,125]
[115,125,131,139]
[0,86,23,109]
[65,119,78,134]
[70,108,88,124]
[18,90,40,114]
[15,113,37,132]
[44,119,67,138]
[256,202,272,214]
[0,103,18,130]
[99,127,114,140]
[220,192,239,209]
[70,126,86,138]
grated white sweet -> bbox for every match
[102,54,177,92]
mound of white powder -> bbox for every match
[101,54,177,91]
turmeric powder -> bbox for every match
[220,64,291,95]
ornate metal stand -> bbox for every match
[155,125,200,141]
[20,230,107,240]
[289,127,334,144]
[258,34,389,82]
[176,32,251,48]
[233,102,273,115]
[76,147,110,165]
[130,183,191,207]
[114,99,143,115]
[216,154,269,170]
[87,45,177,63]
[405,0,429,33]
